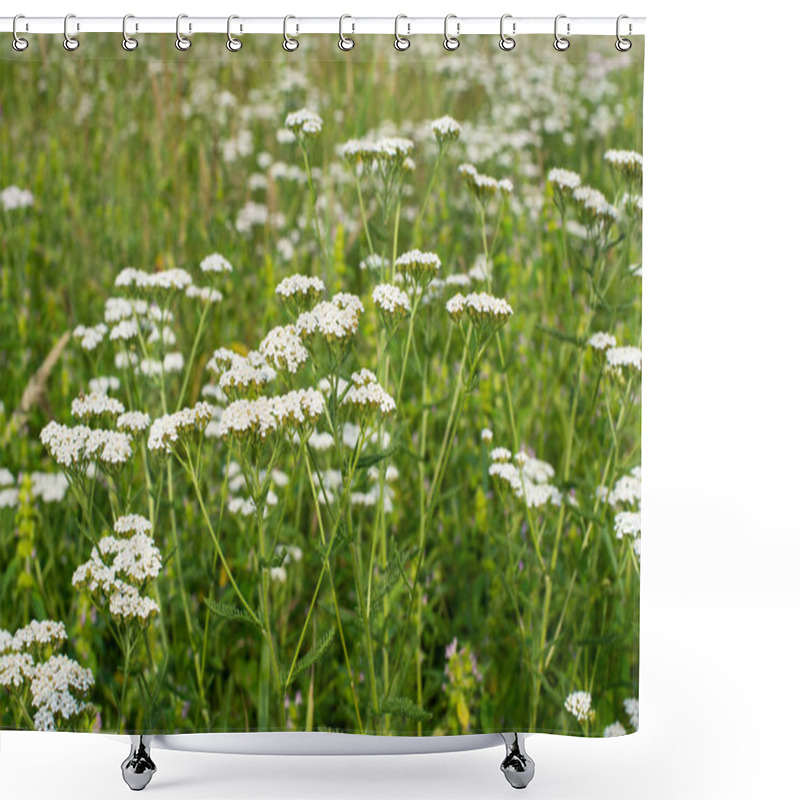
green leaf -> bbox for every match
[370,546,417,610]
[313,526,355,561]
[536,324,582,346]
[379,696,433,722]
[281,627,336,685]
[356,446,399,470]
[203,597,261,629]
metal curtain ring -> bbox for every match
[175,14,192,50]
[12,14,29,51]
[63,13,79,51]
[227,15,243,51]
[283,16,299,51]
[615,14,632,51]
[553,14,570,51]
[394,14,410,51]
[443,14,460,51]
[122,14,138,51]
[499,14,516,51]
[338,14,355,51]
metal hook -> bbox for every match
[175,14,192,51]
[338,14,355,51]
[63,13,79,51]
[499,14,516,51]
[283,15,299,51]
[227,15,243,51]
[553,14,570,51]
[443,14,460,51]
[12,14,29,51]
[122,14,138,51]
[394,14,410,51]
[615,14,632,51]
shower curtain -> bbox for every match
[0,32,643,740]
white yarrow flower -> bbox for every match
[564,691,595,723]
[199,253,233,273]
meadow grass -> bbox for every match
[0,34,642,737]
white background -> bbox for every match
[2,1,799,798]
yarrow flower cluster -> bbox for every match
[219,389,326,441]
[445,291,513,327]
[623,697,639,730]
[372,283,411,318]
[147,402,215,454]
[599,467,641,560]
[599,467,642,508]
[199,253,233,274]
[72,514,161,623]
[41,422,133,470]
[395,250,441,284]
[547,167,582,192]
[115,267,194,294]
[614,510,641,539]
[285,108,323,141]
[604,721,627,737]
[276,274,326,306]
[605,346,642,375]
[564,691,595,723]
[342,136,415,166]
[71,392,125,422]
[431,115,461,145]
[342,369,396,418]
[588,332,617,351]
[72,323,108,352]
[488,447,562,509]
[604,149,643,179]
[213,349,277,398]
[458,163,513,202]
[258,325,309,374]
[1,185,35,211]
[0,619,94,732]
[117,410,151,434]
[572,186,619,224]
[295,293,364,345]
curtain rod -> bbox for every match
[1,16,646,37]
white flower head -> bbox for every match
[395,250,441,284]
[259,325,309,374]
[276,274,326,307]
[431,116,461,145]
[147,402,215,455]
[114,514,152,537]
[199,253,233,274]
[1,185,34,211]
[548,167,582,192]
[604,149,643,179]
[296,294,363,346]
[342,369,396,418]
[605,346,642,376]
[72,324,108,352]
[372,284,411,319]
[71,392,125,423]
[604,721,627,738]
[573,186,619,224]
[564,691,595,723]
[588,332,617,351]
[117,410,151,435]
[285,108,323,141]
[447,291,513,328]
[614,511,641,539]
[624,697,640,730]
